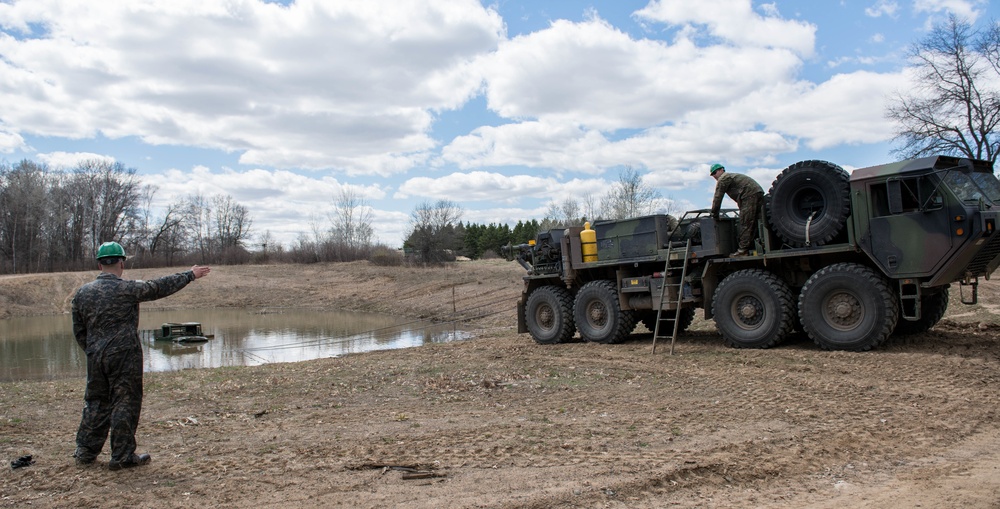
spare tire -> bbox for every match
[767,160,850,248]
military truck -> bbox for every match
[505,155,1000,351]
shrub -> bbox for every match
[369,246,404,266]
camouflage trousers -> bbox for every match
[737,192,765,252]
[74,345,144,464]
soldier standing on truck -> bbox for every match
[72,241,210,470]
[710,163,764,257]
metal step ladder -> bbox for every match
[652,238,692,355]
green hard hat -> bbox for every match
[96,241,126,260]
[710,163,725,175]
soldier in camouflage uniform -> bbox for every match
[709,164,764,257]
[72,242,210,470]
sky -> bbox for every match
[0,0,996,249]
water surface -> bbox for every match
[0,308,469,382]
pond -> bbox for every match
[0,308,471,382]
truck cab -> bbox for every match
[853,156,1000,287]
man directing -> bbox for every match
[72,241,210,470]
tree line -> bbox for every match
[0,159,254,274]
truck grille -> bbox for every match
[965,233,1000,276]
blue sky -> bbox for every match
[0,0,995,248]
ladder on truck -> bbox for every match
[651,238,692,355]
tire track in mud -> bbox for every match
[424,334,1000,507]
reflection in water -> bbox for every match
[0,308,470,382]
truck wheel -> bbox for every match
[712,269,795,348]
[767,160,850,247]
[799,263,898,351]
[525,286,576,344]
[894,286,949,336]
[639,308,695,335]
[574,280,632,344]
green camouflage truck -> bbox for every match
[505,155,1000,351]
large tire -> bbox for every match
[894,286,950,336]
[574,280,633,344]
[767,160,851,248]
[712,269,795,349]
[799,263,898,351]
[639,308,695,335]
[525,286,576,344]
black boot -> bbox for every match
[108,453,151,471]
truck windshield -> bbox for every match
[970,172,1000,202]
[942,170,1000,204]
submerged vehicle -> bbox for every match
[154,322,213,343]
[506,155,1000,351]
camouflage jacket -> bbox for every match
[71,271,195,355]
[711,172,764,216]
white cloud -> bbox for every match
[0,129,26,153]
[478,17,802,131]
[865,1,899,18]
[439,116,798,183]
[441,64,902,177]
[443,13,817,179]
[395,170,609,203]
[634,0,817,57]
[141,165,390,245]
[440,121,613,174]
[748,71,907,149]
[144,166,387,205]
[914,0,986,22]
[0,0,503,175]
[36,151,115,169]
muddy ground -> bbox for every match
[2,260,1000,508]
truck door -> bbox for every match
[863,175,953,277]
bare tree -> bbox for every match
[985,21,1000,73]
[0,160,49,272]
[581,192,601,222]
[183,193,212,259]
[541,198,583,230]
[329,188,374,255]
[887,15,1000,163]
[257,230,278,254]
[254,229,280,263]
[212,194,253,249]
[654,194,683,218]
[74,160,144,255]
[600,166,661,220]
[405,200,463,263]
[147,200,188,264]
[43,171,80,268]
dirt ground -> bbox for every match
[2,259,1000,508]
